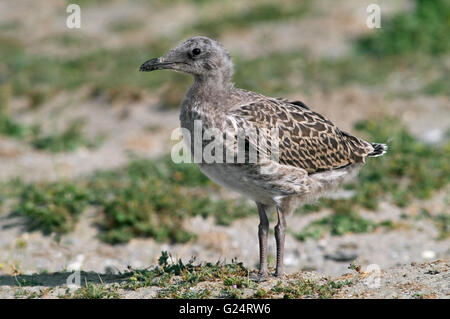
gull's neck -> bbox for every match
[194,73,232,91]
[188,66,234,103]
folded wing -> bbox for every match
[226,98,375,174]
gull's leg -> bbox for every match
[251,202,269,282]
[257,202,269,276]
[274,206,287,277]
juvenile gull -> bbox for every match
[140,36,387,281]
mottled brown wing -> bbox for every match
[228,98,374,174]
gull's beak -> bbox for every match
[139,57,176,72]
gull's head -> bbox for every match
[140,36,233,81]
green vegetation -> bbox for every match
[0,0,448,246]
[3,116,448,243]
[234,52,304,95]
[0,114,31,139]
[9,156,254,243]
[0,114,100,153]
[1,0,447,114]
[64,0,111,7]
[234,50,400,95]
[0,35,175,105]
[296,116,449,240]
[411,208,450,240]
[355,0,449,96]
[236,0,449,96]
[108,19,144,33]
[14,182,92,234]
[0,20,22,32]
[43,33,93,49]
[271,278,352,299]
[91,157,253,244]
[190,2,310,37]
[351,117,449,207]
[435,213,450,240]
[14,276,42,287]
[422,73,450,96]
[125,251,249,298]
[72,283,120,299]
[10,252,356,299]
[31,120,101,153]
[1,84,100,152]
[123,251,352,299]
[61,283,120,299]
[0,0,448,301]
[0,2,308,106]
[357,0,450,57]
[235,46,444,97]
[14,289,41,299]
[0,84,31,138]
[1,82,103,153]
[296,212,378,241]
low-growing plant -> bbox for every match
[31,119,101,153]
[62,283,120,299]
[14,182,92,234]
[7,115,449,243]
[124,251,249,293]
[435,213,450,240]
[357,0,449,57]
[8,155,254,242]
[0,89,100,152]
[189,2,310,38]
[271,278,352,299]
[415,208,450,240]
[351,117,449,206]
[295,211,379,241]
[0,114,31,138]
[91,157,253,244]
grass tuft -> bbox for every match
[189,2,310,37]
[271,278,352,299]
[295,210,380,242]
[124,251,249,295]
[14,182,92,235]
[10,156,254,242]
[357,0,450,57]
[31,119,102,153]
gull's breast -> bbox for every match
[198,163,276,206]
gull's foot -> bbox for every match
[250,271,269,282]
[274,272,285,279]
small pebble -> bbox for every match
[284,254,299,266]
[104,266,117,274]
[324,250,357,262]
[317,239,327,249]
[421,250,436,259]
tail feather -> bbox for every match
[368,143,388,157]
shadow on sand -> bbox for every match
[0,271,131,287]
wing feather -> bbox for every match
[227,98,374,174]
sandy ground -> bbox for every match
[0,188,448,298]
[0,0,448,298]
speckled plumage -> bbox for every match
[140,36,387,280]
[229,96,376,173]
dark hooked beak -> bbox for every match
[139,57,178,72]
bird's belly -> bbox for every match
[198,163,275,205]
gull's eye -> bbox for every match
[192,48,201,56]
